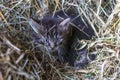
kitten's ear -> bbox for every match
[28,18,43,34]
[58,18,71,32]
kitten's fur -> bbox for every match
[28,10,95,69]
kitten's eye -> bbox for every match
[57,35,63,45]
[34,38,44,45]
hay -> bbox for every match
[0,0,120,80]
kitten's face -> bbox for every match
[28,18,70,52]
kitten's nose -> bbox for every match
[49,40,55,49]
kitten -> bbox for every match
[28,10,95,69]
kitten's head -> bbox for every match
[28,18,71,52]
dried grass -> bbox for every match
[0,0,120,80]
